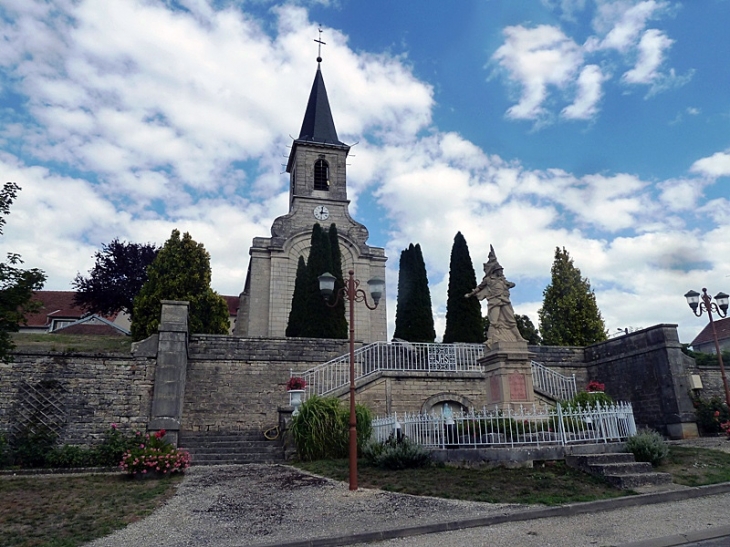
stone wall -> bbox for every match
[182,335,350,431]
[0,351,154,445]
[582,324,697,438]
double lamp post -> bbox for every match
[684,288,730,406]
[318,269,384,491]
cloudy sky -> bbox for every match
[1,0,728,343]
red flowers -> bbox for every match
[286,377,307,390]
[587,380,605,393]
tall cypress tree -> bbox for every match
[301,223,333,338]
[327,224,348,339]
[286,255,308,337]
[443,232,484,343]
[538,247,607,346]
[394,243,435,342]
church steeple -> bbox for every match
[296,67,345,146]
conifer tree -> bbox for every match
[131,229,229,340]
[285,255,308,337]
[443,232,484,343]
[327,224,348,339]
[301,223,332,338]
[394,243,435,342]
[538,247,607,346]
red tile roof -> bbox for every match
[24,291,117,328]
[24,291,238,329]
[223,295,239,316]
[691,317,730,347]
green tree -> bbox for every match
[286,255,309,337]
[0,183,46,361]
[131,229,229,340]
[326,224,348,339]
[394,243,435,342]
[72,238,159,318]
[443,232,484,343]
[538,247,607,346]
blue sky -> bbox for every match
[1,0,728,343]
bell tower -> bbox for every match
[234,53,387,343]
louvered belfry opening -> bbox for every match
[314,159,329,190]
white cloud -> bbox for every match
[594,0,666,52]
[622,29,674,84]
[561,64,607,119]
[690,151,730,178]
[492,25,583,120]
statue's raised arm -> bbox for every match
[466,245,525,347]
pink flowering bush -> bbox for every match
[120,429,191,476]
[586,380,605,392]
[286,376,307,390]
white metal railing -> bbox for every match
[531,361,577,401]
[296,341,485,398]
[371,401,636,448]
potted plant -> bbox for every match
[286,377,307,415]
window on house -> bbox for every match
[314,159,329,190]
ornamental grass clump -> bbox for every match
[624,429,668,467]
[120,429,191,476]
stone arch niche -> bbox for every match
[421,392,474,415]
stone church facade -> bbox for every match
[233,62,387,342]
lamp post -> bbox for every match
[684,288,730,407]
[318,269,384,491]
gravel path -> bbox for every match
[85,464,523,547]
[85,438,730,547]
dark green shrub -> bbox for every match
[565,390,613,409]
[290,396,372,461]
[47,444,96,468]
[691,394,730,436]
[0,432,9,468]
[363,437,431,470]
[11,427,58,467]
[94,424,137,466]
[624,429,668,467]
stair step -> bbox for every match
[178,430,285,465]
[565,451,674,490]
[603,472,673,489]
[587,461,654,476]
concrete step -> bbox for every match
[565,451,674,490]
[179,430,286,465]
[603,471,673,489]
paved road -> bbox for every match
[346,492,730,547]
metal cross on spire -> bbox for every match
[314,27,326,65]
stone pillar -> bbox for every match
[148,300,189,445]
[479,341,535,410]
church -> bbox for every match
[233,56,387,343]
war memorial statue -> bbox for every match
[466,245,526,348]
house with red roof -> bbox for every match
[690,317,730,354]
[20,291,239,336]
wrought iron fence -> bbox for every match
[296,341,485,398]
[531,361,577,401]
[371,401,636,448]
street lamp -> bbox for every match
[684,288,730,406]
[318,269,384,491]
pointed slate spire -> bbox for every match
[297,66,345,146]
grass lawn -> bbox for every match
[10,333,133,354]
[0,473,182,547]
[658,445,730,486]
[297,445,730,506]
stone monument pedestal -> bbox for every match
[479,340,535,411]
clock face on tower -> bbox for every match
[313,205,330,221]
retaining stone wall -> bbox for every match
[582,324,696,434]
[0,351,154,445]
[182,336,350,432]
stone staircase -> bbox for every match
[565,452,673,489]
[179,430,286,465]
